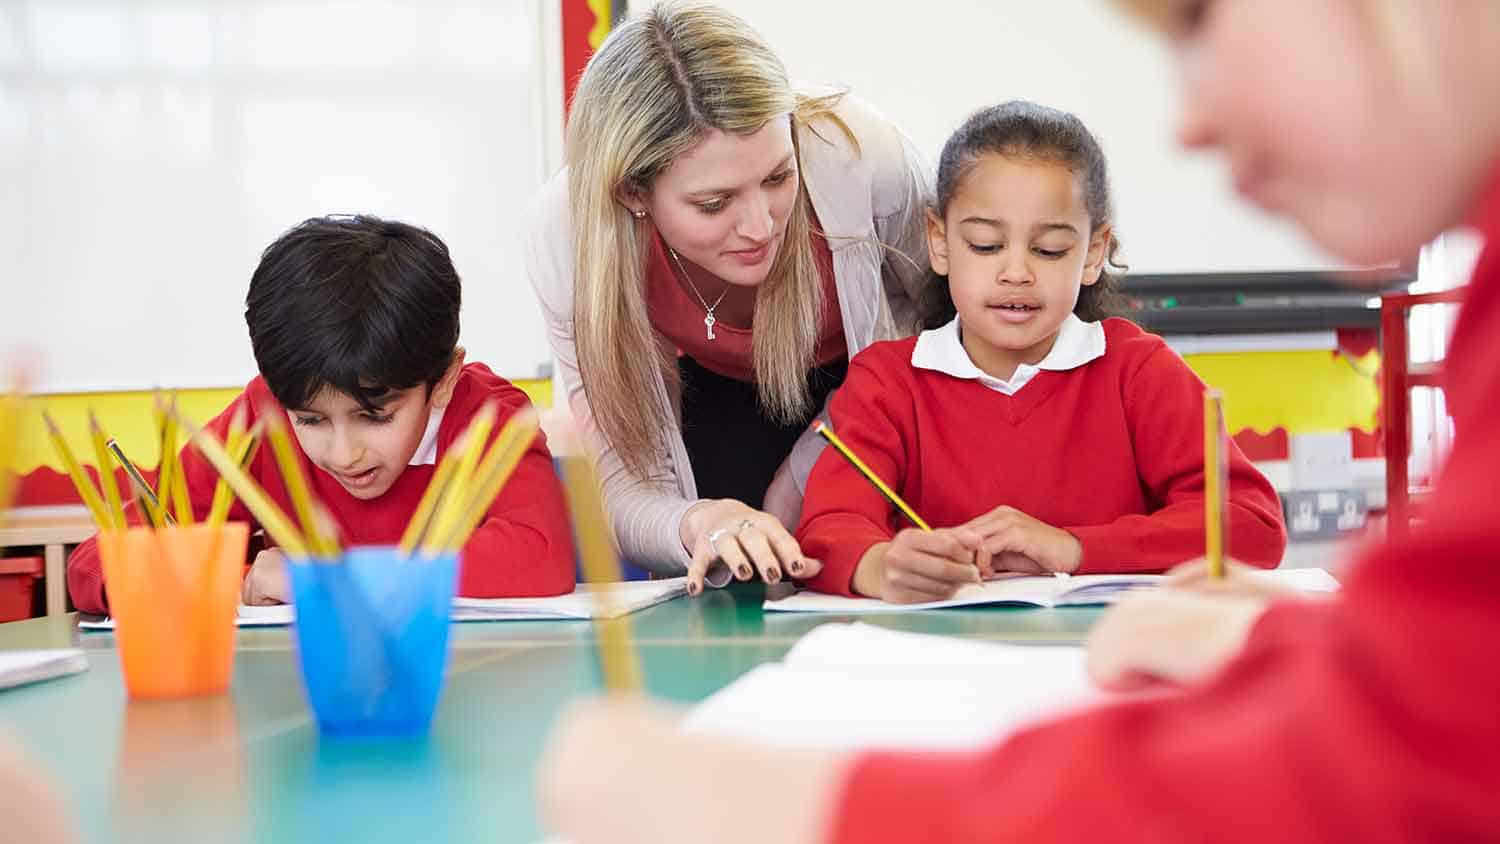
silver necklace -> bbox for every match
[667,246,730,341]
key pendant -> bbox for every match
[704,312,717,341]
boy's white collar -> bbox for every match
[409,407,445,466]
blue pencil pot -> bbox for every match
[287,548,458,739]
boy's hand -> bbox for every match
[852,527,981,603]
[241,548,290,605]
[958,506,1083,576]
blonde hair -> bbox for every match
[567,1,853,479]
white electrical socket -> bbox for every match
[1289,431,1355,490]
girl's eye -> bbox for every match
[697,199,728,214]
[1034,248,1069,259]
[968,242,1001,255]
[293,416,322,427]
[765,170,794,186]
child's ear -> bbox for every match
[1081,224,1113,287]
[925,208,950,276]
[430,347,467,409]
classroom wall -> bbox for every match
[634,0,1343,276]
[0,0,563,396]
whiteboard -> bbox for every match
[0,0,563,394]
[638,0,1341,276]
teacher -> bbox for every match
[525,1,932,591]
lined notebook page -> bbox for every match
[766,568,1340,614]
[685,623,1119,751]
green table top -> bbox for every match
[0,585,1102,843]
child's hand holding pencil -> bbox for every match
[242,548,291,606]
[954,505,1084,577]
[851,526,984,604]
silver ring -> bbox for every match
[706,527,731,550]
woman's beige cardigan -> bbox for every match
[524,92,933,574]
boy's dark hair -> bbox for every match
[245,215,462,411]
[919,100,1128,330]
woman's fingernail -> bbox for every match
[767,568,781,583]
[739,565,752,578]
[789,560,804,575]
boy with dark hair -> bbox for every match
[68,215,575,612]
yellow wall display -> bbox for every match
[11,349,1373,482]
[1181,349,1380,435]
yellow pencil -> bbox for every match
[1203,390,1229,579]
[159,397,196,526]
[261,409,338,557]
[212,423,264,527]
[558,442,643,694]
[0,392,21,518]
[106,438,172,527]
[815,422,931,532]
[43,412,112,531]
[184,419,310,557]
[422,402,498,556]
[154,395,176,519]
[207,408,250,527]
[433,409,538,554]
[87,412,126,530]
[399,428,469,555]
[169,448,194,525]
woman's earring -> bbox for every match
[631,209,647,220]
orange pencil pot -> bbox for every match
[98,523,248,698]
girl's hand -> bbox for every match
[959,506,1083,576]
[852,527,982,603]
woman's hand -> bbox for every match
[682,499,822,595]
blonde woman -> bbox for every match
[525,2,931,592]
[538,1,1500,841]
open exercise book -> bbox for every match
[79,578,687,630]
[0,649,88,691]
[765,567,1339,614]
[685,622,1137,751]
